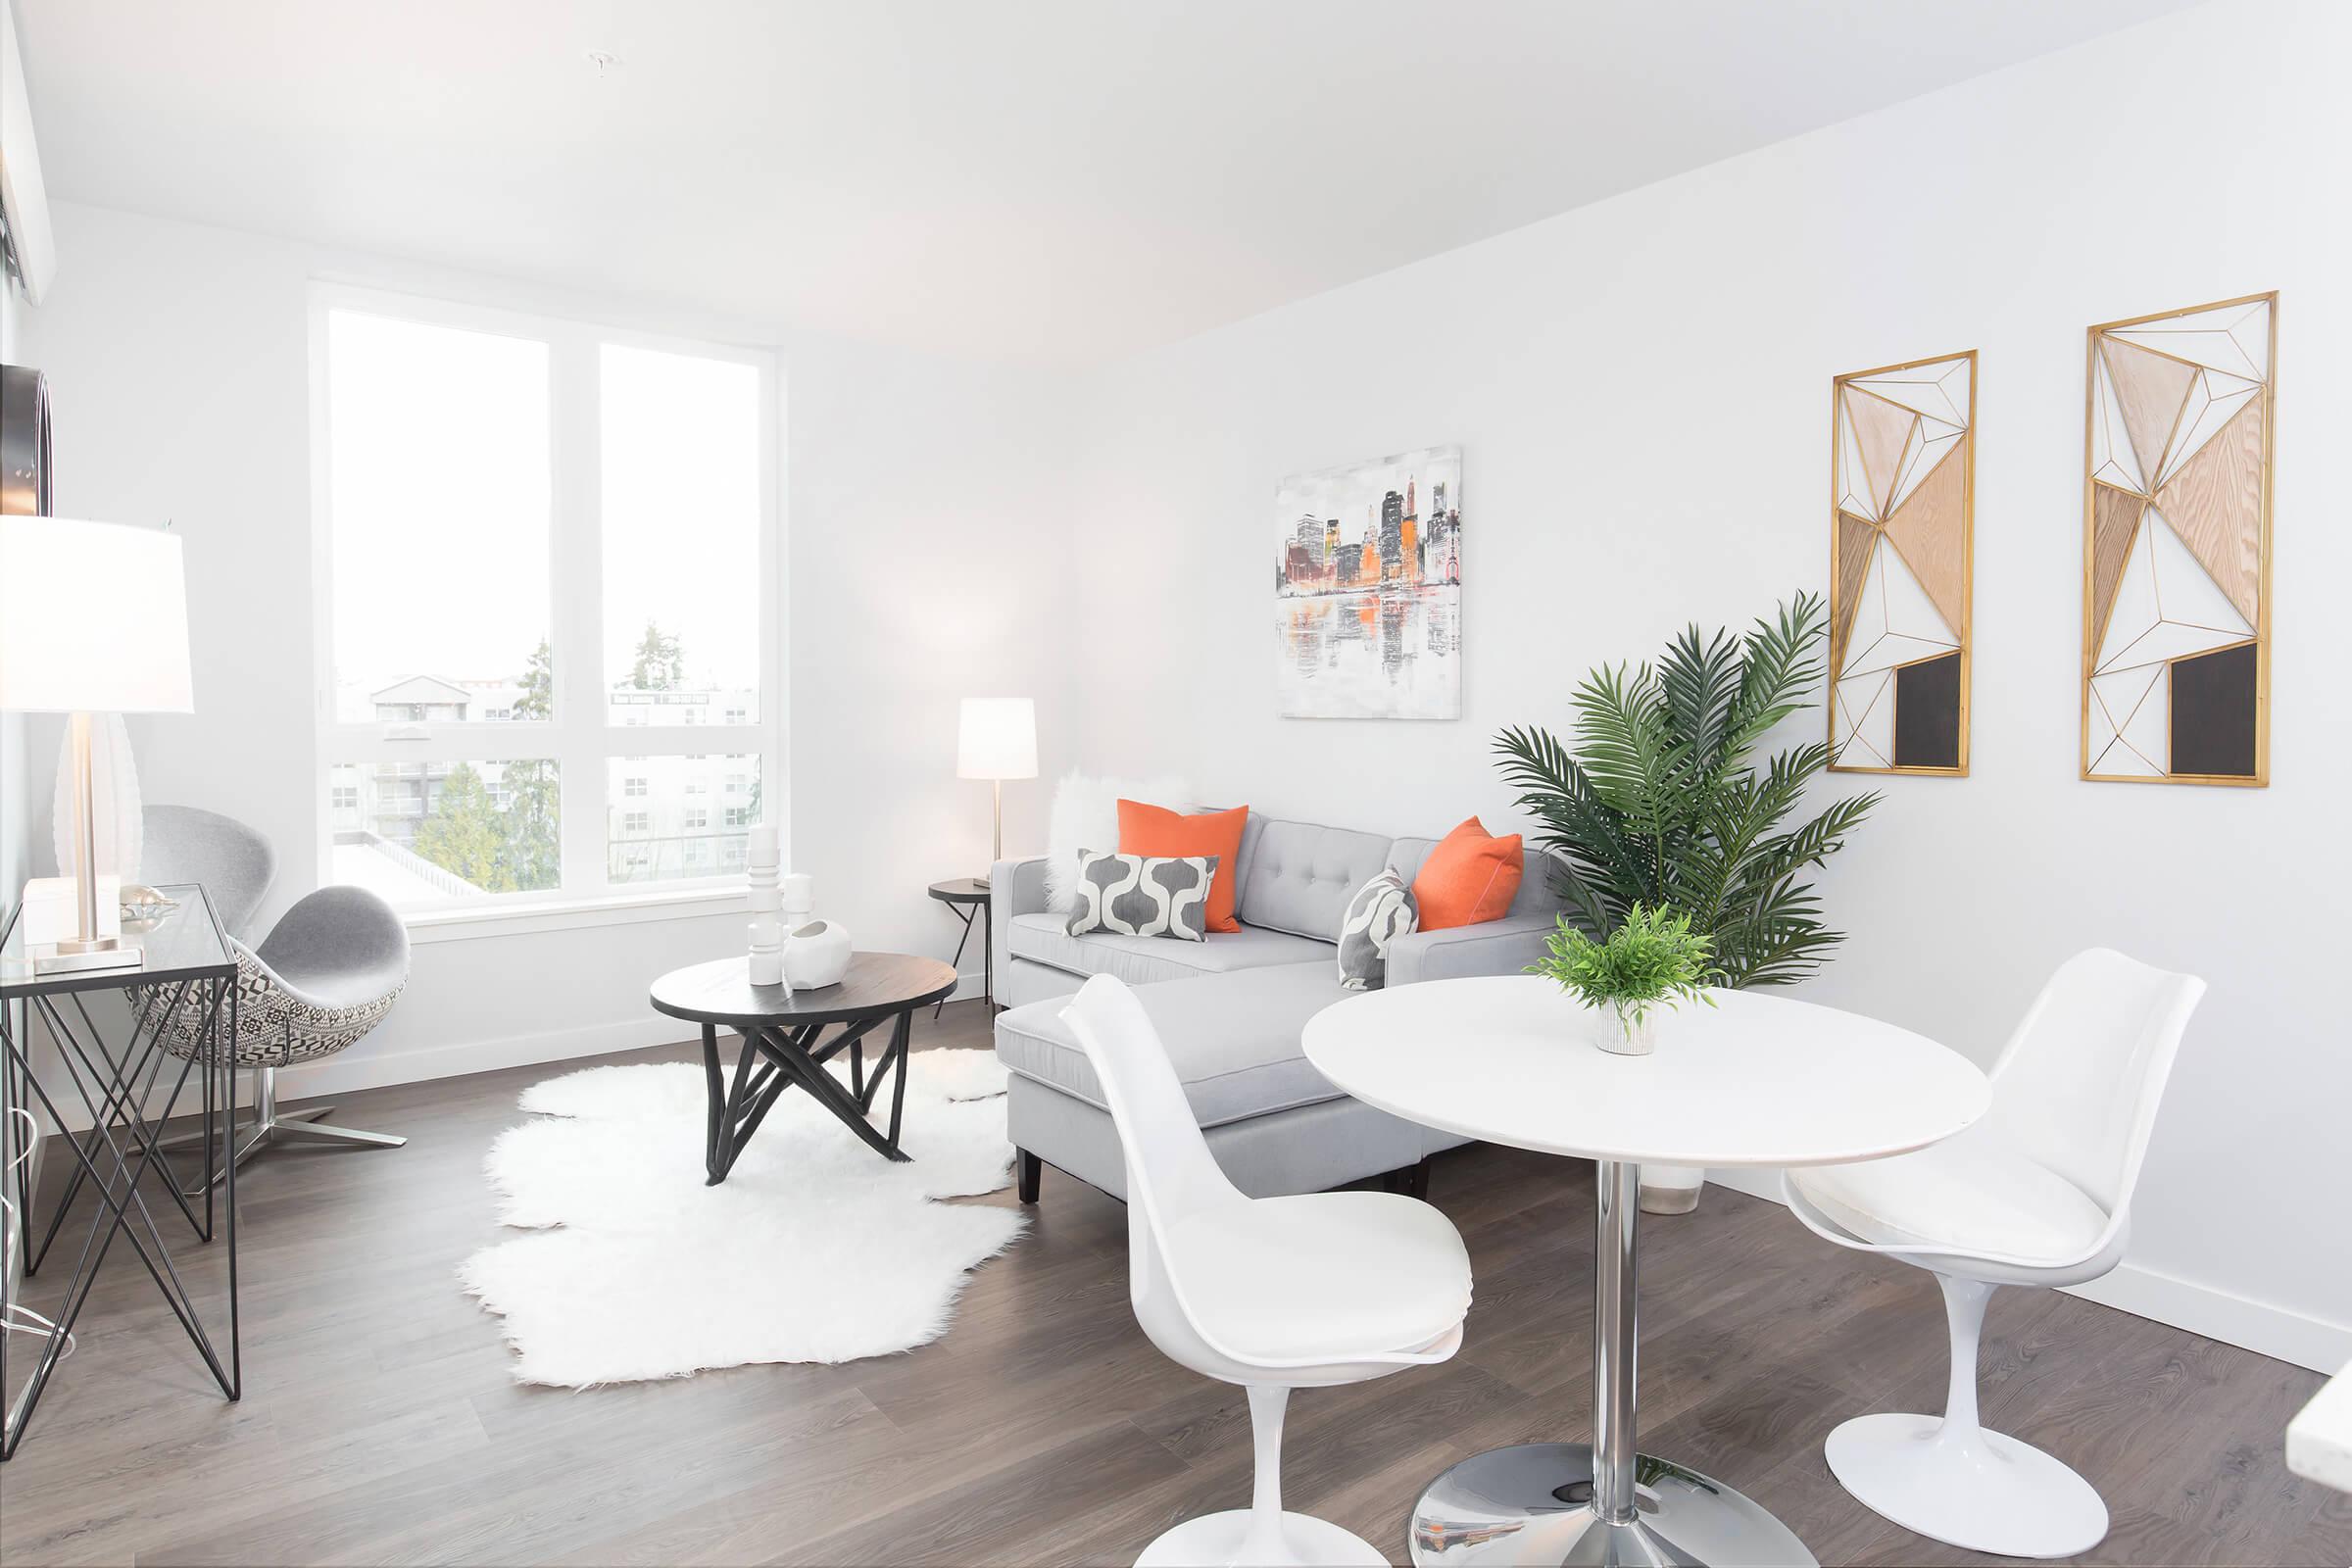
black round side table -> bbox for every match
[650,951,956,1182]
[926,878,995,1017]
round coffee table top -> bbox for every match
[927,878,990,905]
[1302,975,1988,1169]
[650,951,957,1030]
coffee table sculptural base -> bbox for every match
[649,951,956,1183]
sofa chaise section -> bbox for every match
[995,962,1450,1200]
[990,812,1565,1204]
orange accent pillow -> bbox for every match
[1118,801,1250,934]
[1413,817,1524,930]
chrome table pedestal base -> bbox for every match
[1410,1443,1813,1566]
[1409,1160,1814,1568]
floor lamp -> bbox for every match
[0,516,195,972]
[956,697,1036,879]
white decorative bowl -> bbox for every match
[783,919,853,989]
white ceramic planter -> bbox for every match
[1595,1002,1659,1056]
[1639,1163,1705,1215]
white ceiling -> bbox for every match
[17,0,2194,366]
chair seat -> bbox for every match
[254,886,412,1010]
[1789,1122,2110,1265]
[1158,1190,1472,1364]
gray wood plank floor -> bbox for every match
[3,1002,2343,1566]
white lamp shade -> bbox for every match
[0,516,195,713]
[956,697,1037,780]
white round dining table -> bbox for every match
[1302,975,1990,1568]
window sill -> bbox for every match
[401,885,746,944]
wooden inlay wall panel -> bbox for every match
[2082,293,2275,785]
[1830,351,1974,777]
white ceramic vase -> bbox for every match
[746,826,784,988]
[783,918,853,989]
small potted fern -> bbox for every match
[1530,903,1720,1057]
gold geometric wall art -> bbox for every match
[2082,293,2275,785]
[1829,350,1975,775]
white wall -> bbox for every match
[1068,0,2352,1368]
[0,264,24,915]
[18,200,1076,1092]
[0,249,26,1309]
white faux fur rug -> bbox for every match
[460,1049,1027,1387]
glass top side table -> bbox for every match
[0,882,242,1459]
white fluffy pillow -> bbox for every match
[1045,772,1194,912]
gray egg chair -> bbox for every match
[136,806,413,1186]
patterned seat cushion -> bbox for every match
[153,941,406,1068]
[149,886,410,1069]
[1008,912,1332,987]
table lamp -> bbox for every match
[956,696,1036,874]
[0,515,194,972]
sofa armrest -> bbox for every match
[1386,910,1557,988]
[991,857,1051,989]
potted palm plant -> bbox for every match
[1494,591,1877,1212]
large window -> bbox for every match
[312,286,778,915]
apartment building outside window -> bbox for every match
[312,284,779,915]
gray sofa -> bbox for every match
[989,813,1562,1203]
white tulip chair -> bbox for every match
[1062,974,1474,1567]
[1784,948,2205,1559]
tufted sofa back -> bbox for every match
[1231,814,1563,942]
[1232,817,1395,940]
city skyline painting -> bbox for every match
[1274,444,1462,719]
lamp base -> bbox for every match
[33,942,144,975]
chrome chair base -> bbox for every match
[158,1067,405,1194]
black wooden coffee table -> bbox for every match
[650,951,957,1184]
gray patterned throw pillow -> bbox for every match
[1065,851,1219,943]
[1337,868,1418,989]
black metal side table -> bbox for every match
[0,883,241,1459]
[650,951,956,1184]
[926,877,994,1017]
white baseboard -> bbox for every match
[275,1014,690,1101]
[23,963,995,1134]
[1702,1166,2350,1374]
[2063,1261,2352,1375]
[276,964,994,1101]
